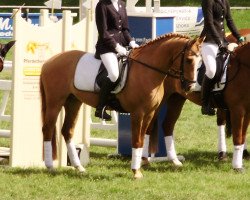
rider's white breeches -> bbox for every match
[100,52,119,82]
[201,42,219,79]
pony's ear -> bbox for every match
[1,40,16,58]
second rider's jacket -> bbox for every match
[95,0,132,58]
[200,0,241,45]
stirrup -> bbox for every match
[95,107,112,121]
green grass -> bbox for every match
[0,101,249,200]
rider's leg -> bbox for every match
[201,43,218,116]
[95,53,119,120]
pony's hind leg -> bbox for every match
[62,95,85,173]
[43,105,63,170]
[162,94,186,167]
[216,109,228,161]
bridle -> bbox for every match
[128,40,199,91]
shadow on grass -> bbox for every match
[0,150,240,179]
[143,150,234,173]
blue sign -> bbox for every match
[0,13,62,39]
[128,16,175,45]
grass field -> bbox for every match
[0,3,250,200]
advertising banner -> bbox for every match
[160,7,204,36]
[0,13,62,38]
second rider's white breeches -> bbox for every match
[201,42,219,79]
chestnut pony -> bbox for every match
[146,41,250,172]
[40,33,203,178]
[0,41,15,72]
[143,29,250,166]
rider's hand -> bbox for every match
[115,44,128,56]
[129,40,139,48]
[238,36,245,43]
[218,43,228,53]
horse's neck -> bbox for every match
[133,38,187,70]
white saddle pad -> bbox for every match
[74,53,128,93]
[74,53,101,92]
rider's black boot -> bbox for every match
[201,75,215,116]
[95,78,115,121]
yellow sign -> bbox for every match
[23,66,41,76]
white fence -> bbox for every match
[0,8,118,166]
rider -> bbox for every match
[94,0,139,121]
[200,0,245,115]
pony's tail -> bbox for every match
[40,76,57,160]
[225,110,232,138]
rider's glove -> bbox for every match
[218,43,228,53]
[115,44,127,56]
[129,40,139,48]
[238,36,245,43]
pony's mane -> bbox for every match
[138,33,190,49]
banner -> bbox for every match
[160,7,204,36]
[0,13,62,39]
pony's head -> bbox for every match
[0,41,15,72]
[175,36,204,93]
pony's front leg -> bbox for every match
[131,148,143,179]
[130,114,147,179]
[231,111,245,172]
[232,144,244,172]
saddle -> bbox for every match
[95,56,128,91]
[95,56,130,112]
[196,51,230,109]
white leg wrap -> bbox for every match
[67,140,81,167]
[44,141,53,168]
[142,134,150,158]
[244,140,247,150]
[131,148,143,170]
[165,136,177,160]
[165,136,182,166]
[218,125,227,152]
[232,145,244,169]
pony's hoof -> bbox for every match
[141,157,150,166]
[218,151,228,161]
[132,169,143,179]
[75,165,86,173]
[170,158,183,167]
[233,168,245,173]
[47,167,55,173]
[243,149,250,160]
